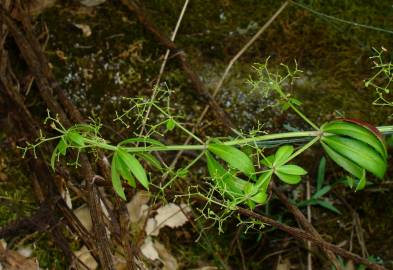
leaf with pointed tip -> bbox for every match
[321,142,363,179]
[312,185,331,199]
[322,135,386,178]
[316,200,341,214]
[114,153,136,188]
[256,171,273,192]
[50,138,65,170]
[317,156,326,191]
[137,153,162,171]
[276,164,307,175]
[206,152,244,197]
[275,171,302,185]
[208,144,255,178]
[273,145,294,166]
[67,131,85,147]
[261,154,275,167]
[111,156,126,200]
[117,148,149,190]
[355,169,367,192]
[322,120,387,159]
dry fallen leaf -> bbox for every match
[145,217,158,236]
[276,258,291,270]
[154,241,178,270]
[74,205,92,231]
[74,23,92,37]
[0,241,38,270]
[127,191,150,224]
[75,246,98,270]
[140,237,159,261]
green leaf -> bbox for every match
[316,200,341,214]
[67,131,85,147]
[289,98,302,106]
[316,156,326,191]
[322,120,387,159]
[296,198,319,208]
[166,118,176,131]
[256,171,273,192]
[250,191,268,204]
[243,183,268,205]
[312,185,331,199]
[111,156,126,200]
[322,135,386,178]
[137,153,162,171]
[261,154,275,167]
[117,148,149,190]
[208,144,255,177]
[355,169,367,191]
[114,153,136,188]
[273,145,294,166]
[276,164,307,175]
[50,138,68,171]
[275,171,302,185]
[206,152,244,197]
[321,142,363,179]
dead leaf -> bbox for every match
[145,218,158,236]
[74,205,92,231]
[0,242,38,270]
[74,23,92,37]
[140,237,159,261]
[80,0,106,7]
[146,203,190,236]
[75,246,98,270]
[276,258,291,270]
[154,241,178,270]
[127,191,150,224]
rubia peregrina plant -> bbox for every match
[365,47,393,108]
[22,60,393,210]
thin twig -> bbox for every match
[306,178,312,270]
[161,1,289,181]
[139,0,190,136]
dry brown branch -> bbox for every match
[271,182,343,270]
[236,206,386,270]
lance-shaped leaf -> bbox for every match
[322,120,387,159]
[243,183,268,204]
[206,152,245,197]
[208,144,255,177]
[113,152,136,188]
[137,153,163,171]
[50,138,67,170]
[321,142,363,179]
[67,131,85,147]
[276,165,307,175]
[111,156,126,200]
[117,148,149,190]
[275,171,302,185]
[355,169,367,192]
[322,135,386,178]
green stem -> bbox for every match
[83,125,393,154]
[288,103,319,130]
[286,136,320,163]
